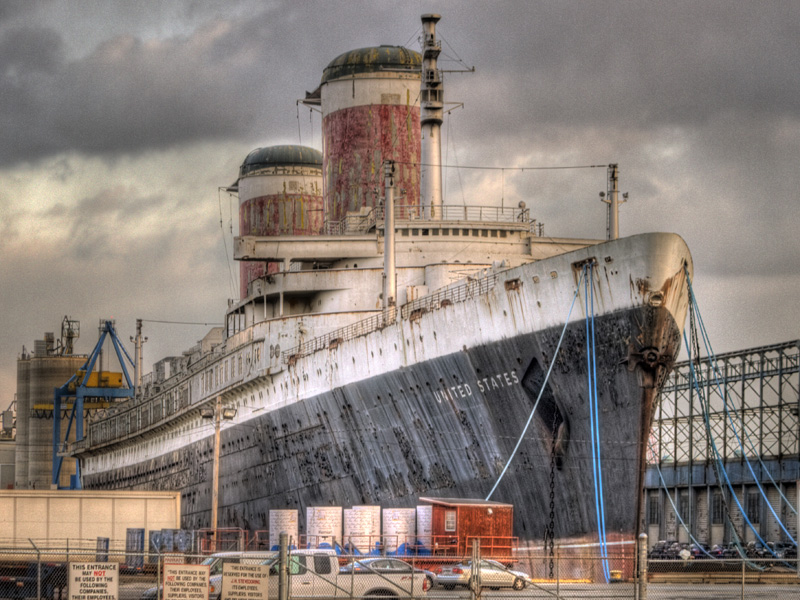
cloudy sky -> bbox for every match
[1,1,798,408]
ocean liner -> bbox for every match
[71,14,692,552]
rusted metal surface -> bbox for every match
[323,104,421,222]
[240,194,324,238]
[238,192,324,297]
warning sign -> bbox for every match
[163,564,211,600]
[68,562,119,600]
[221,563,269,600]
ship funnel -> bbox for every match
[420,13,443,220]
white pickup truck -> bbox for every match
[194,549,428,600]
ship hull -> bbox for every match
[83,307,679,544]
[80,232,691,550]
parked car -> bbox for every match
[722,543,742,559]
[770,541,797,559]
[648,540,667,559]
[433,559,529,591]
[746,541,772,559]
[649,540,680,559]
[708,544,725,559]
[339,557,436,590]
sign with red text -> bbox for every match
[69,563,118,600]
[221,563,269,600]
[163,564,210,600]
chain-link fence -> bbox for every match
[0,546,161,600]
[1,537,799,600]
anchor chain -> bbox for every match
[546,415,557,579]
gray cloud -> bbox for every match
[1,0,798,404]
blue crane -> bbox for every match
[52,320,135,489]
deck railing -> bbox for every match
[323,203,536,235]
[282,308,398,364]
[282,274,498,364]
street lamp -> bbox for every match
[201,396,237,548]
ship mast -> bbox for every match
[601,164,627,240]
[420,13,443,220]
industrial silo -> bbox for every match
[237,145,323,299]
[14,351,30,488]
[313,45,422,223]
[26,335,84,489]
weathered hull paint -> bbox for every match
[83,303,680,547]
[79,232,692,559]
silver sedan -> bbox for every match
[433,559,529,590]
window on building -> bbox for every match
[712,491,724,525]
[648,492,660,525]
[746,492,760,523]
[678,491,689,519]
[444,510,457,532]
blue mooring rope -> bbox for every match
[485,265,587,501]
[684,268,797,554]
[586,263,610,582]
[648,438,717,559]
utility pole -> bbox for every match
[383,161,397,311]
[203,395,235,550]
[211,395,222,547]
[131,319,147,394]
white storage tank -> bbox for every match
[416,505,433,551]
[382,508,416,553]
[306,506,342,548]
[343,505,381,553]
[269,509,299,549]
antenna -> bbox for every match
[599,164,628,240]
